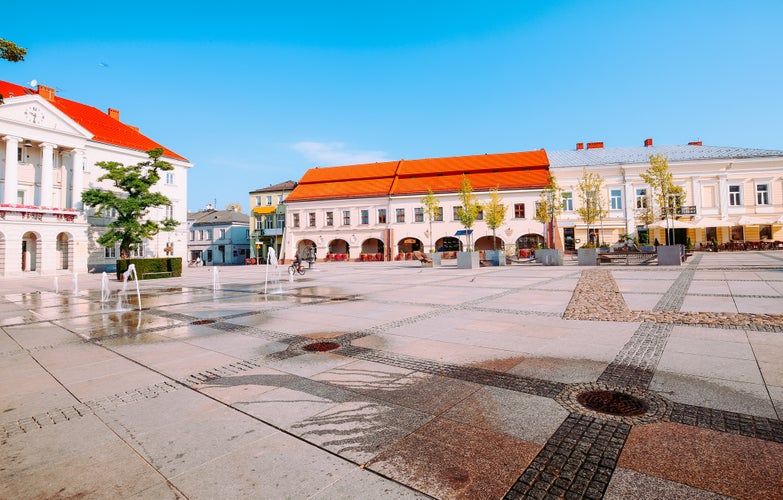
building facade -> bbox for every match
[284,151,551,261]
[0,80,192,277]
[187,207,250,265]
[248,181,297,263]
[549,140,783,249]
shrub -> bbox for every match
[116,257,182,280]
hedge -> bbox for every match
[115,257,182,280]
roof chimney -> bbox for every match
[37,85,56,102]
[644,138,653,147]
[576,142,584,150]
[108,108,120,121]
[586,141,604,149]
[688,141,702,146]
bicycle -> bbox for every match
[288,263,305,276]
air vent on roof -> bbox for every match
[576,142,584,150]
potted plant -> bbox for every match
[456,175,482,269]
[533,173,564,265]
[642,154,685,265]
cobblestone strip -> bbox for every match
[653,268,696,312]
[505,413,631,499]
[597,322,673,389]
[563,269,629,321]
[338,345,564,398]
[668,401,783,443]
[0,381,179,438]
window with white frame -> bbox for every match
[562,192,573,211]
[308,212,316,227]
[219,228,226,239]
[104,246,116,258]
[165,172,174,185]
[378,209,387,224]
[610,189,622,210]
[204,230,212,240]
[635,188,648,209]
[255,196,262,206]
[131,243,144,257]
[414,207,424,222]
[514,203,525,218]
[435,207,443,221]
[756,184,769,205]
[190,231,195,241]
[360,209,369,224]
[342,210,351,225]
[728,185,741,206]
[292,213,300,227]
[326,211,334,226]
[396,208,405,223]
[453,206,461,221]
[266,196,273,206]
[278,195,283,203]
[165,205,174,219]
[277,214,285,228]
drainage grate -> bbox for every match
[191,319,216,325]
[576,390,648,417]
[302,341,340,352]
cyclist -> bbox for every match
[293,251,302,273]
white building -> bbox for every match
[0,80,192,277]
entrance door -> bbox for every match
[563,228,575,251]
[21,241,26,271]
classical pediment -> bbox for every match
[0,95,92,141]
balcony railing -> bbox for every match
[0,204,81,222]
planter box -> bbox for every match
[427,252,442,267]
[656,245,682,266]
[577,248,599,266]
[483,250,506,266]
[457,251,480,269]
[535,249,563,266]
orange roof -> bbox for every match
[0,80,187,162]
[286,150,550,202]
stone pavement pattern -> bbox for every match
[1,252,782,499]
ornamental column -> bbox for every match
[70,148,84,210]
[2,135,21,204]
[39,142,57,208]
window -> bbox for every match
[255,196,262,206]
[219,228,226,239]
[277,214,285,228]
[131,243,144,258]
[396,208,405,223]
[278,195,283,204]
[610,189,622,210]
[360,209,369,224]
[342,210,351,225]
[514,203,525,218]
[728,185,741,206]
[266,196,273,206]
[204,230,212,241]
[265,216,274,229]
[414,207,424,222]
[760,225,773,240]
[165,172,174,185]
[476,209,484,221]
[453,206,461,221]
[562,192,573,211]
[635,188,648,209]
[190,231,195,241]
[308,212,316,227]
[326,211,334,226]
[104,246,116,258]
[197,231,203,241]
[378,208,387,224]
[292,213,300,228]
[756,184,769,205]
[165,205,174,219]
[17,147,22,162]
[435,207,443,222]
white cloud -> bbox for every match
[291,141,392,166]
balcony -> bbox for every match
[0,204,82,223]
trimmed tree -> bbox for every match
[575,168,607,247]
[1,39,26,62]
[82,148,179,259]
[457,175,481,251]
[484,187,507,251]
[420,188,441,252]
[535,173,562,249]
[641,154,684,245]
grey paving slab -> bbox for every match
[605,467,731,499]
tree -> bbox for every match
[641,154,684,245]
[484,187,507,251]
[1,39,27,62]
[575,168,607,247]
[456,175,481,251]
[420,188,441,252]
[535,173,562,249]
[635,204,656,244]
[82,148,179,259]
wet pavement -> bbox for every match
[1,253,782,499]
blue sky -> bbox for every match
[4,1,782,211]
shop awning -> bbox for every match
[454,229,473,236]
[253,206,276,215]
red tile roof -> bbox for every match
[0,80,187,162]
[286,150,550,202]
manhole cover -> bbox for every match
[191,319,216,325]
[302,341,340,352]
[576,390,647,417]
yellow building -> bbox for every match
[248,181,297,262]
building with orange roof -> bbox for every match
[283,150,552,262]
[0,80,192,276]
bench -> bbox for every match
[598,251,657,266]
[141,271,172,279]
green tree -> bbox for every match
[457,175,481,251]
[535,173,562,249]
[420,188,441,252]
[82,148,178,259]
[641,154,684,245]
[635,204,656,244]
[484,187,507,251]
[575,168,607,247]
[1,38,26,62]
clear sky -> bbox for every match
[4,1,782,212]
